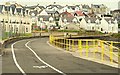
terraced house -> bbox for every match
[0,2,32,34]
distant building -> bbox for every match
[91,4,108,14]
[81,4,91,14]
[79,17,118,33]
[0,2,32,34]
[111,9,120,22]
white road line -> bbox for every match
[11,41,26,75]
[25,40,67,75]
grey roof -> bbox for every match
[46,5,63,9]
[82,5,90,9]
[46,10,59,14]
[91,5,100,8]
[0,4,27,15]
[84,16,117,24]
[68,6,76,10]
[26,5,45,10]
[10,4,16,14]
[5,6,10,11]
[61,16,75,22]
[0,5,3,13]
[104,18,116,24]
[85,17,98,23]
[29,10,38,16]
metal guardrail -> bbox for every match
[49,35,120,64]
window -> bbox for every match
[5,21,8,23]
[24,22,26,24]
[101,28,103,31]
[26,28,28,32]
[16,22,19,24]
[27,23,30,25]
[16,27,18,32]
[12,22,16,23]
[98,27,99,29]
[11,27,13,31]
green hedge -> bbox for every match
[111,33,120,38]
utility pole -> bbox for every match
[0,22,2,42]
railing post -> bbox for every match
[64,38,66,50]
[66,39,69,51]
[110,41,113,63]
[101,40,104,62]
[72,40,74,52]
[78,40,82,56]
[93,40,98,60]
[69,39,71,51]
[86,40,89,57]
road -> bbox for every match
[2,37,119,75]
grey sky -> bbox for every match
[0,0,119,10]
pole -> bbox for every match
[7,7,10,38]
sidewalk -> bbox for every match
[52,44,119,68]
[70,46,119,68]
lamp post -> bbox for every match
[39,17,43,36]
[63,18,67,35]
[7,6,10,38]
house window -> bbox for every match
[101,28,103,31]
[11,27,13,31]
[12,22,16,23]
[5,21,8,23]
[16,27,18,33]
[98,27,99,29]
[112,27,114,31]
[26,28,28,32]
[16,22,19,24]
[92,27,94,30]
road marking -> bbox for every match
[11,41,26,75]
[33,65,48,69]
[25,40,67,75]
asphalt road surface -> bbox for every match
[2,37,119,75]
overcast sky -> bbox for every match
[0,0,119,10]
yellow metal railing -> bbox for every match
[49,35,120,64]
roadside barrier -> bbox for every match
[49,35,120,64]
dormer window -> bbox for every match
[95,19,100,24]
[49,17,53,22]
[88,19,91,24]
[114,19,117,24]
[72,18,77,23]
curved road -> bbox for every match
[2,37,119,75]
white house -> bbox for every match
[0,2,32,34]
[79,17,118,33]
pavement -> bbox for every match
[1,37,119,75]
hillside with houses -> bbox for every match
[0,2,119,35]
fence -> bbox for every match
[49,35,120,64]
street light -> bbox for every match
[63,18,67,37]
[0,22,2,42]
[39,17,43,36]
